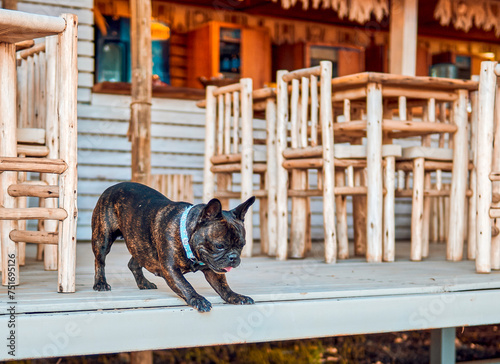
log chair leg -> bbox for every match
[411,157,425,261]
[259,174,269,255]
[383,156,396,262]
[422,172,432,258]
[290,170,308,258]
[336,169,349,260]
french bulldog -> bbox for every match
[91,181,255,312]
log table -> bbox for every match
[330,73,478,263]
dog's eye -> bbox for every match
[215,243,225,249]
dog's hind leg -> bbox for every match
[92,213,116,291]
[128,257,158,290]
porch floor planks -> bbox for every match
[10,242,500,315]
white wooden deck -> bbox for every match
[2,242,500,361]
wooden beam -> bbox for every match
[0,157,67,174]
[129,0,152,186]
[10,230,58,245]
[129,2,153,360]
[0,207,68,220]
[0,9,66,43]
[389,0,417,76]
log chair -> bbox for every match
[0,10,79,292]
[202,79,276,257]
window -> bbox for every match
[95,15,170,84]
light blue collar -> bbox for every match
[180,205,204,266]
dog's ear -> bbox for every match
[200,199,223,221]
[232,196,256,221]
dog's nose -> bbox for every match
[227,252,239,263]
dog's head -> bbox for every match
[190,197,255,273]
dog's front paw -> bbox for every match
[188,295,212,312]
[226,293,254,305]
[93,280,111,291]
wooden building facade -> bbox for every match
[6,0,500,243]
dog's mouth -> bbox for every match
[197,249,239,274]
[210,265,233,274]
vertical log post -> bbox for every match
[476,62,497,273]
[266,97,278,256]
[129,0,152,186]
[203,86,217,202]
[411,157,425,261]
[240,78,254,257]
[290,78,308,258]
[447,90,468,261]
[336,170,349,259]
[57,14,78,293]
[0,42,18,285]
[383,155,396,262]
[129,2,153,361]
[366,82,383,262]
[276,70,289,261]
[319,61,335,264]
[422,98,436,258]
[389,0,417,76]
[44,35,59,271]
[468,91,478,260]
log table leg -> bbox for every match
[366,82,383,263]
[447,90,468,262]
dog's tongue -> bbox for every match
[224,267,233,272]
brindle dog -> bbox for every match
[91,182,255,312]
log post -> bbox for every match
[266,97,278,256]
[468,91,478,259]
[0,42,18,285]
[57,14,78,293]
[476,62,497,273]
[203,86,217,202]
[129,2,153,360]
[447,89,468,262]
[366,82,383,262]
[276,70,289,261]
[319,61,335,264]
[290,78,308,258]
[240,78,254,257]
[44,35,58,271]
[129,0,152,186]
[389,0,417,76]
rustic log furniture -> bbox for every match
[329,72,478,263]
[276,61,337,262]
[476,61,500,273]
[202,79,277,257]
[0,9,78,292]
[14,38,61,271]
